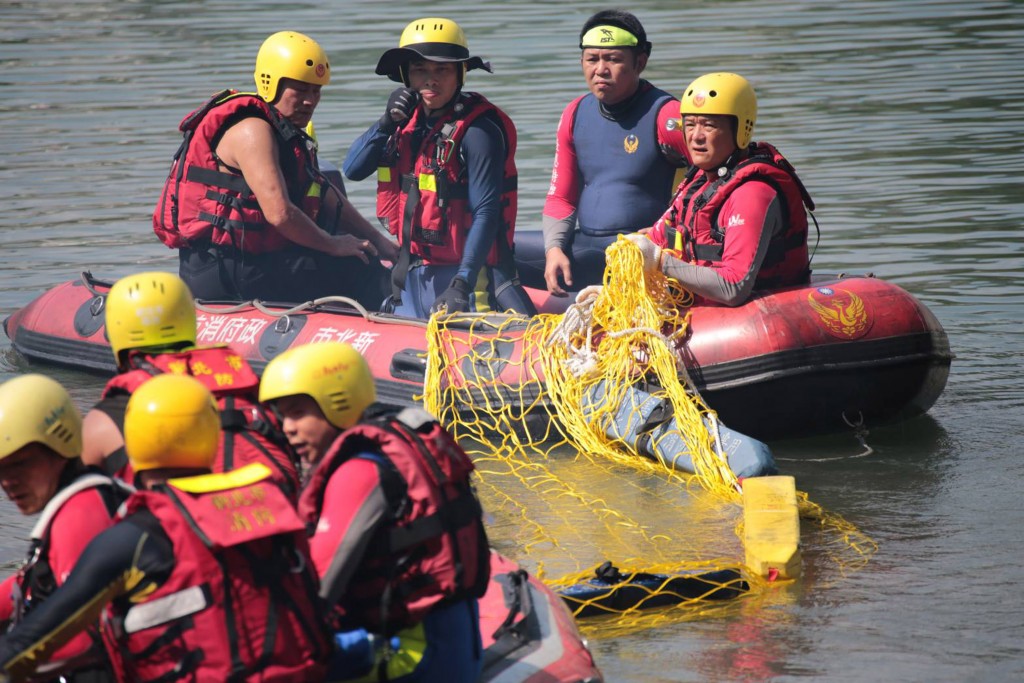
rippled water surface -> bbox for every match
[1,1,1023,680]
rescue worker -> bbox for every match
[514,10,690,296]
[343,18,536,318]
[628,72,815,305]
[81,271,301,498]
[0,374,329,682]
[154,30,398,308]
[0,375,130,683]
[259,342,490,682]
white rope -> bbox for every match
[192,296,431,329]
[546,299,602,378]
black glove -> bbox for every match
[430,277,470,315]
[378,87,419,134]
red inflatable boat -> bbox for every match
[3,271,951,439]
[481,551,603,682]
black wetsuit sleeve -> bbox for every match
[456,116,506,284]
[0,511,175,681]
[342,122,391,181]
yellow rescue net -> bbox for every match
[423,237,875,635]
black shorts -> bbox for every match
[179,246,391,310]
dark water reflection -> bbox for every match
[1,0,1023,680]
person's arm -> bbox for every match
[542,101,582,252]
[342,122,392,182]
[80,406,124,468]
[0,514,174,681]
[322,185,399,262]
[660,181,784,306]
[455,117,505,285]
[219,117,377,262]
[343,86,419,183]
[655,98,690,168]
[541,101,584,295]
[307,457,392,609]
[32,487,123,666]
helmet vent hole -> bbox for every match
[329,390,350,412]
[47,422,72,444]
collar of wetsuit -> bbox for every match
[597,79,648,121]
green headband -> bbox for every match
[580,25,639,50]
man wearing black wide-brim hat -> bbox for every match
[344,17,536,320]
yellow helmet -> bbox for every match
[105,271,196,367]
[125,374,220,473]
[680,72,757,149]
[375,17,491,84]
[0,374,82,461]
[254,31,331,103]
[259,342,375,430]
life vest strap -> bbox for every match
[186,165,251,194]
[396,170,517,201]
[693,244,723,261]
[370,488,482,556]
[197,211,268,235]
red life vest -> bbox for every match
[652,142,814,289]
[153,89,326,254]
[11,472,129,676]
[375,92,518,266]
[103,464,329,682]
[299,406,490,633]
[99,346,300,498]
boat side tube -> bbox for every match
[480,552,604,683]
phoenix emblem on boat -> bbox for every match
[807,288,871,339]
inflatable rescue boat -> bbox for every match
[481,551,603,682]
[3,271,951,440]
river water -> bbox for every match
[1,1,1022,681]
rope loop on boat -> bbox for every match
[79,270,109,297]
[193,296,372,320]
[842,410,875,459]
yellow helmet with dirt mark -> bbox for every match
[105,271,196,367]
[0,374,82,460]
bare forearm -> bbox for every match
[269,205,338,253]
[337,198,388,247]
